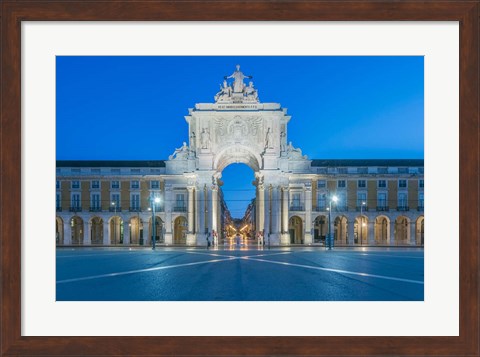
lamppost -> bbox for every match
[111,201,116,245]
[327,195,338,250]
[360,201,366,246]
[151,195,161,250]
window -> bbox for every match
[337,180,346,188]
[419,192,424,208]
[419,179,424,188]
[336,192,347,210]
[317,193,326,210]
[378,180,386,188]
[175,194,186,211]
[111,168,121,174]
[71,193,81,208]
[378,167,388,174]
[56,193,61,209]
[91,168,101,174]
[56,180,60,189]
[357,192,367,207]
[131,194,140,209]
[91,193,101,209]
[317,180,326,188]
[111,180,120,189]
[357,167,368,174]
[71,168,80,173]
[131,169,141,173]
[111,193,120,209]
[291,193,301,210]
[91,180,100,189]
[71,180,80,189]
[131,180,140,189]
[398,192,408,208]
[377,192,387,208]
[398,168,408,174]
[338,168,348,174]
[151,180,160,189]
[317,168,327,174]
[419,167,424,174]
[358,180,366,188]
[398,180,407,188]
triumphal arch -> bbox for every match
[166,65,311,246]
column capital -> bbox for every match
[187,186,195,192]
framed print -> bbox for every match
[1,1,478,356]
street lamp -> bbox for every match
[151,196,161,250]
[111,201,116,245]
[327,195,338,250]
[360,201,366,246]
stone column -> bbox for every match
[347,220,355,246]
[123,220,130,245]
[264,185,271,237]
[281,186,290,244]
[304,184,313,244]
[367,221,375,245]
[164,184,173,245]
[269,186,281,245]
[186,186,196,245]
[258,184,265,234]
[102,219,109,245]
[211,185,218,234]
[389,220,396,246]
[84,221,91,245]
[410,221,417,246]
[64,220,72,245]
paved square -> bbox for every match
[56,247,424,301]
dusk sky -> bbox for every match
[56,56,424,218]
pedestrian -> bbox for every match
[206,234,210,249]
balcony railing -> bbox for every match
[397,206,410,211]
[129,207,141,212]
[109,206,122,212]
[289,206,304,211]
[89,207,102,212]
[314,206,327,212]
[335,206,348,212]
[417,206,424,212]
[56,207,62,212]
[356,206,369,212]
[376,206,390,212]
[173,206,187,212]
[69,206,82,212]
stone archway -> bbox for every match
[70,216,84,245]
[374,215,390,244]
[129,216,144,245]
[288,216,303,244]
[334,216,348,244]
[90,217,103,245]
[174,216,187,244]
[416,216,424,245]
[314,215,328,244]
[149,216,164,245]
[394,216,410,245]
[56,217,64,245]
[109,216,123,245]
[213,144,262,173]
[354,215,368,245]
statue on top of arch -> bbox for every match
[214,65,259,103]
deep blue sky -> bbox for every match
[56,56,424,218]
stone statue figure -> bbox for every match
[286,141,307,159]
[244,81,258,100]
[169,141,189,160]
[201,128,211,149]
[265,127,273,149]
[225,65,252,93]
[190,131,196,149]
[280,131,286,153]
[214,80,232,102]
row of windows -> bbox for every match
[316,167,423,174]
[56,193,186,211]
[289,192,424,211]
[58,179,425,190]
[318,179,424,189]
[57,180,161,190]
